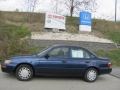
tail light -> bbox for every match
[108,62,112,68]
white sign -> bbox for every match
[71,50,84,58]
[79,25,91,32]
[45,13,66,30]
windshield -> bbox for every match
[37,46,52,57]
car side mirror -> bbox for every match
[44,54,50,59]
[91,55,96,58]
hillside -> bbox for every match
[93,19,120,44]
[0,11,120,44]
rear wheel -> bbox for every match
[15,64,33,81]
[84,68,98,82]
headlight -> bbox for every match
[4,60,11,64]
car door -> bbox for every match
[37,46,70,75]
[64,47,94,75]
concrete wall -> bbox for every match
[30,39,117,51]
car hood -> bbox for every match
[9,55,42,63]
[10,55,37,60]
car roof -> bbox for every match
[51,44,84,48]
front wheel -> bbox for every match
[15,64,33,81]
[84,68,98,82]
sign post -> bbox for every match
[79,11,92,32]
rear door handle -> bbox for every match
[85,61,90,63]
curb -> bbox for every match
[110,74,120,79]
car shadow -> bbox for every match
[0,71,108,82]
[34,75,83,81]
[33,75,107,82]
[1,73,16,79]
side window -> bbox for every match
[48,47,69,58]
[71,48,91,58]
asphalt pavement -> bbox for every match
[111,67,120,78]
[0,70,120,90]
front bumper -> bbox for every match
[1,63,15,73]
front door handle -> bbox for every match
[62,60,66,63]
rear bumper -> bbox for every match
[99,68,112,75]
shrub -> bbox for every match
[0,24,32,60]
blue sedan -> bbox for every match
[1,45,112,82]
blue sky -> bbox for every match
[0,0,120,21]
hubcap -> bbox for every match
[87,70,97,81]
[18,67,31,80]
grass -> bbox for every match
[66,17,79,33]
[95,49,120,66]
[93,19,120,44]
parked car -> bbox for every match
[1,44,112,82]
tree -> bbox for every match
[25,0,39,12]
[51,0,64,14]
[65,0,97,17]
[24,0,39,23]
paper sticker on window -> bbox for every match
[72,50,84,58]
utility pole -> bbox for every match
[115,0,117,22]
[55,0,58,14]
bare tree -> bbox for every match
[24,0,39,23]
[65,0,97,17]
[51,0,64,14]
[25,0,39,12]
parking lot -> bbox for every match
[0,70,120,90]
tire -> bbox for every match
[84,68,98,82]
[15,64,33,81]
